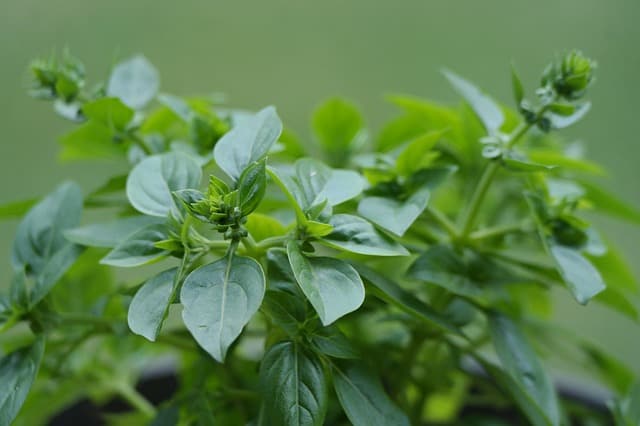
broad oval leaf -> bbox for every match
[128,267,177,341]
[12,181,83,275]
[395,130,446,177]
[287,241,364,325]
[82,97,134,130]
[0,338,45,426]
[213,106,282,181]
[320,214,408,256]
[358,186,430,237]
[245,213,286,242]
[549,243,605,305]
[65,215,165,248]
[489,314,560,426]
[126,152,202,217]
[443,69,504,134]
[260,341,328,426]
[181,255,265,362]
[295,158,365,210]
[107,55,160,109]
[332,364,410,426]
[100,224,170,267]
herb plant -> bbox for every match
[1,50,639,425]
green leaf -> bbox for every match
[588,243,638,294]
[511,63,525,106]
[395,130,446,177]
[59,120,125,160]
[527,150,604,175]
[309,326,359,359]
[65,216,165,248]
[12,181,83,275]
[107,55,160,109]
[31,243,84,307]
[157,93,191,121]
[0,198,37,220]
[126,152,202,217]
[442,69,504,134]
[332,363,410,426]
[81,97,134,131]
[245,213,286,242]
[611,380,640,426]
[547,102,591,129]
[489,314,560,426]
[595,287,638,321]
[549,243,605,305]
[294,158,365,210]
[237,159,267,216]
[312,97,363,166]
[262,290,306,337]
[181,254,265,362]
[214,106,282,181]
[100,223,170,267]
[502,154,557,173]
[287,241,364,325]
[358,186,430,237]
[128,267,177,341]
[578,180,640,224]
[580,342,634,394]
[87,174,128,198]
[319,214,408,256]
[0,338,45,426]
[303,220,334,238]
[260,341,328,426]
[352,262,461,334]
[9,268,28,311]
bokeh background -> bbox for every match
[1,0,638,378]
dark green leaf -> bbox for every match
[287,241,364,325]
[31,243,84,307]
[353,262,461,334]
[310,326,360,359]
[107,55,160,109]
[126,152,202,217]
[319,214,408,256]
[262,290,305,337]
[443,69,504,134]
[9,268,28,311]
[358,186,430,237]
[489,314,560,426]
[332,363,409,426]
[0,338,45,426]
[128,267,177,341]
[12,181,83,275]
[65,216,164,248]
[100,224,170,267]
[238,159,267,216]
[260,341,328,426]
[610,380,640,426]
[214,106,282,181]
[181,254,265,362]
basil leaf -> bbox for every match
[549,243,605,305]
[245,213,286,242]
[126,152,202,217]
[128,267,177,341]
[0,338,45,426]
[181,255,265,362]
[31,243,84,307]
[260,341,328,426]
[395,130,446,177]
[81,97,134,131]
[312,97,363,167]
[107,55,160,110]
[320,214,408,256]
[214,106,282,181]
[309,326,359,359]
[489,314,560,426]
[332,364,409,426]
[287,241,364,326]
[295,158,364,209]
[358,186,430,237]
[443,69,504,134]
[12,181,83,275]
[100,223,170,267]
[65,215,165,248]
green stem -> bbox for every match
[255,235,289,251]
[425,206,459,238]
[469,222,530,241]
[113,380,157,419]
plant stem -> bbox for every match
[113,380,157,419]
[425,206,459,238]
[469,222,529,241]
[255,235,289,251]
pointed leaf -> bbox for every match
[332,364,409,426]
[65,216,165,248]
[31,243,84,307]
[107,55,160,109]
[287,241,364,325]
[260,341,328,426]
[549,243,605,305]
[128,268,177,341]
[358,186,430,237]
[100,224,170,267]
[181,255,265,362]
[319,214,408,256]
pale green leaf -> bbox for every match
[128,268,177,341]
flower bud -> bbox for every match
[541,50,595,100]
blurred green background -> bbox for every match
[1,0,638,375]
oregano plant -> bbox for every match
[0,49,639,425]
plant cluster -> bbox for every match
[0,50,639,425]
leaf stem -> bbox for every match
[425,206,459,238]
[468,222,530,241]
[113,380,157,419]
